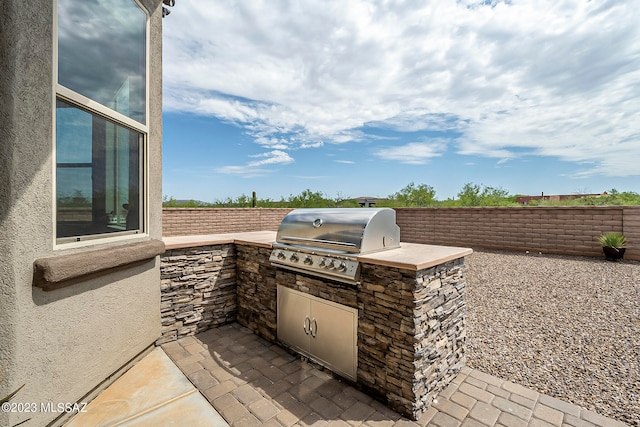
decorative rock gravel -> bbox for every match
[464,250,640,426]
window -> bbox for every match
[56,0,148,243]
[56,99,142,239]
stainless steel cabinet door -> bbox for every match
[277,286,311,353]
[277,286,358,381]
[309,299,357,380]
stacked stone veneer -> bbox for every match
[235,245,278,342]
[234,244,466,420]
[159,241,466,419]
[157,244,236,345]
[358,259,466,419]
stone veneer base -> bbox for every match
[158,244,237,345]
[159,242,467,420]
[235,245,466,420]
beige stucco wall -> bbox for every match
[0,1,163,425]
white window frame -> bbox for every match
[53,0,151,249]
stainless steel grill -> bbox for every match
[270,208,400,284]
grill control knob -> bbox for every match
[337,261,347,272]
[290,253,299,262]
[318,258,326,267]
[327,260,336,270]
[277,251,286,260]
[303,256,313,265]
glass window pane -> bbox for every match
[56,106,92,163]
[58,0,147,124]
[56,99,143,240]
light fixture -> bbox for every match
[162,0,175,18]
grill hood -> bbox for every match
[275,208,400,254]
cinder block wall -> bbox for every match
[162,207,640,261]
[623,207,640,261]
[395,206,639,261]
[162,208,292,236]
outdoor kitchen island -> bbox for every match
[162,230,472,420]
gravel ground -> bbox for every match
[464,250,640,426]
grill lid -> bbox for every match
[275,208,400,254]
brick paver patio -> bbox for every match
[161,323,627,427]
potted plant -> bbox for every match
[598,232,627,261]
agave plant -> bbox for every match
[1,384,31,427]
[0,384,25,405]
[0,363,25,405]
[598,232,627,248]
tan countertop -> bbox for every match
[162,231,472,270]
[357,243,473,271]
[163,231,276,250]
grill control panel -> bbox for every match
[269,247,360,284]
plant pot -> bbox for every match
[602,246,625,261]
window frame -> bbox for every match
[53,0,151,248]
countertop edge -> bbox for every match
[358,246,473,270]
[162,233,473,270]
[163,231,276,250]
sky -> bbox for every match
[161,0,640,202]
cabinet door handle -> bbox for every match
[310,318,317,338]
[303,316,311,335]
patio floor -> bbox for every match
[66,322,628,426]
[160,323,626,427]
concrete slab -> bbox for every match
[65,348,227,427]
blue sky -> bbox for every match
[161,0,640,202]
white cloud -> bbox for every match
[164,0,640,177]
[215,165,251,176]
[248,150,294,167]
[299,141,324,149]
[216,150,294,177]
[374,141,447,164]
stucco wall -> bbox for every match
[0,1,163,426]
